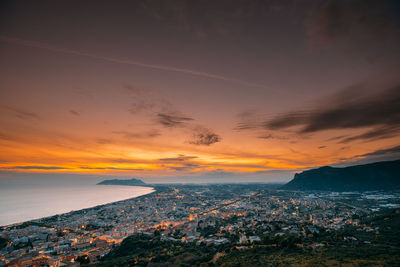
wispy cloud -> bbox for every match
[168,163,200,172]
[338,125,400,144]
[358,145,400,158]
[0,35,270,89]
[257,134,289,140]
[156,112,193,127]
[112,130,161,139]
[0,131,15,141]
[96,138,113,144]
[2,165,70,170]
[159,154,202,171]
[79,166,144,171]
[238,82,400,143]
[1,105,40,120]
[266,85,400,138]
[159,155,198,163]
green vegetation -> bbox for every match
[76,255,91,265]
[95,210,400,266]
[0,237,9,249]
[97,234,217,266]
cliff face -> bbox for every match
[97,178,147,186]
[282,160,400,191]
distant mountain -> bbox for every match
[97,178,147,186]
[282,160,400,191]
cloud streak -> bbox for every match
[338,125,400,144]
[159,155,198,163]
[2,166,70,170]
[0,35,270,89]
[359,145,400,158]
[156,112,193,127]
[264,84,400,142]
[113,130,161,139]
[236,80,400,144]
[2,105,40,120]
[79,166,144,171]
[159,154,202,171]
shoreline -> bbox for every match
[1,186,156,228]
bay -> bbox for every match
[0,176,154,226]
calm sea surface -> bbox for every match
[0,176,154,226]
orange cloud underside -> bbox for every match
[1,130,397,177]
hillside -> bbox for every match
[282,160,400,191]
[94,209,400,267]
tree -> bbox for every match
[75,255,90,264]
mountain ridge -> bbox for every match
[282,159,400,191]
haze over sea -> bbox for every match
[0,173,154,226]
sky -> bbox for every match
[0,0,399,183]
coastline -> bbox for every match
[1,185,155,228]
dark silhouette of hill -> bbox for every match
[282,159,400,191]
[97,178,147,186]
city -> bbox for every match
[2,184,400,266]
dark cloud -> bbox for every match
[156,112,193,127]
[188,127,221,146]
[235,122,260,131]
[0,131,14,141]
[69,109,80,116]
[79,167,144,171]
[2,105,40,120]
[124,85,220,146]
[306,0,400,47]
[338,125,400,144]
[263,85,400,142]
[168,163,200,172]
[327,135,348,141]
[159,154,201,171]
[318,146,327,149]
[258,134,289,140]
[103,158,141,164]
[124,85,221,146]
[358,145,400,157]
[3,166,70,170]
[96,138,113,144]
[338,145,400,166]
[235,110,263,130]
[168,166,189,171]
[112,130,160,139]
[159,155,198,163]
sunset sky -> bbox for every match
[0,0,399,182]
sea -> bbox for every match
[0,174,154,226]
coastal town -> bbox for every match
[1,184,400,266]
